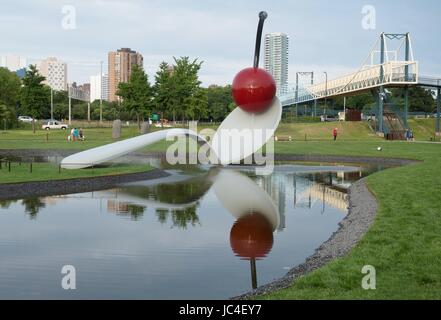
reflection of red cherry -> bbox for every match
[232,68,276,113]
[230,212,274,260]
[232,11,276,114]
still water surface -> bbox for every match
[0,159,383,299]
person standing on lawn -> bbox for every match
[333,127,338,141]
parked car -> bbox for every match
[320,115,338,122]
[154,119,172,128]
[18,116,34,123]
[42,120,68,130]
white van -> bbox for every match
[42,120,69,130]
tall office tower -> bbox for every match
[0,55,27,71]
[264,33,289,95]
[90,74,109,102]
[38,57,68,91]
[108,48,143,102]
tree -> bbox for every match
[0,104,17,129]
[206,85,236,121]
[20,65,50,133]
[185,87,208,121]
[170,57,205,122]
[391,87,435,113]
[153,62,173,122]
[116,64,153,129]
[334,93,374,111]
[0,67,21,128]
[0,67,21,107]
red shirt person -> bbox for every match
[333,128,338,141]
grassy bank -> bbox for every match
[261,140,441,299]
[0,162,153,184]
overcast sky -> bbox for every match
[1,0,439,87]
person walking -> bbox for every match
[73,128,79,141]
[333,127,338,141]
[69,128,75,142]
[79,128,84,141]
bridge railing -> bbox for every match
[280,61,419,106]
[308,61,418,98]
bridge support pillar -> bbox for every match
[436,88,440,136]
[404,86,409,128]
[377,87,384,134]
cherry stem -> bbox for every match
[254,11,268,69]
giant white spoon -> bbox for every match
[60,98,281,169]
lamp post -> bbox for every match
[50,88,54,120]
[100,60,103,124]
[295,72,314,117]
[436,80,440,136]
[323,71,328,116]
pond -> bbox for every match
[0,158,384,299]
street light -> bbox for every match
[100,60,103,124]
[295,72,314,117]
[323,71,328,116]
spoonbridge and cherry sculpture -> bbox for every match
[61,11,281,169]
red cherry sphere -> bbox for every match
[232,67,276,113]
[230,212,274,260]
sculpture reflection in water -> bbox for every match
[212,170,279,290]
[114,168,279,289]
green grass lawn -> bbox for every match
[0,119,438,151]
[0,162,153,184]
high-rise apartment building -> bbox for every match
[0,55,27,71]
[90,73,109,102]
[264,33,289,95]
[38,57,68,91]
[108,48,143,102]
[102,74,109,101]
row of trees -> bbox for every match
[332,87,436,113]
[3,58,436,132]
[0,57,236,132]
[117,57,235,127]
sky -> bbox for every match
[1,0,440,87]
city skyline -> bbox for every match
[1,0,440,88]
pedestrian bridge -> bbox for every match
[277,32,441,136]
[280,60,419,106]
